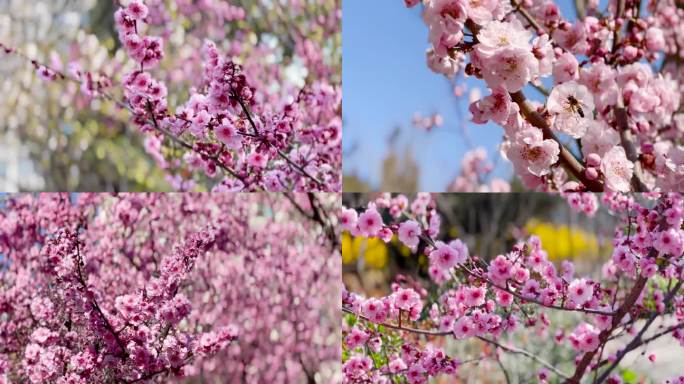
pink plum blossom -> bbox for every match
[547,81,595,138]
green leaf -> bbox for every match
[622,369,638,383]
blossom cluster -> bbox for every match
[405,0,683,192]
[0,193,340,383]
[446,147,511,192]
[342,192,684,383]
[112,1,341,192]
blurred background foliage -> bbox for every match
[343,126,420,193]
[342,193,615,297]
[0,0,168,191]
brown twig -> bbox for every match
[235,96,325,187]
[145,101,247,183]
[511,0,546,34]
[594,280,683,382]
[565,275,648,384]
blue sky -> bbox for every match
[342,0,582,191]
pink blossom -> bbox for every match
[495,289,514,307]
[429,241,467,270]
[580,120,619,158]
[190,109,211,137]
[464,0,498,25]
[547,81,594,138]
[388,357,408,373]
[247,151,269,168]
[465,286,486,307]
[398,220,421,250]
[263,170,286,191]
[568,278,594,306]
[488,255,513,282]
[392,288,422,314]
[579,62,618,111]
[125,1,149,20]
[480,47,538,92]
[36,66,56,81]
[475,20,532,58]
[645,27,665,52]
[532,34,554,77]
[362,298,388,323]
[654,228,684,256]
[553,51,579,84]
[569,323,600,352]
[345,326,369,349]
[522,279,540,299]
[378,227,394,242]
[215,119,242,149]
[339,208,358,231]
[507,127,560,177]
[358,208,383,237]
[600,147,634,192]
[469,86,511,125]
[452,316,474,339]
[552,21,588,54]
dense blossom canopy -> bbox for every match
[0,193,341,383]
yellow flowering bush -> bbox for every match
[525,219,602,261]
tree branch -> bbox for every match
[509,91,604,191]
[464,19,604,191]
[343,306,570,378]
[565,275,648,384]
[511,0,546,34]
[594,281,683,382]
[235,97,324,187]
[145,101,247,184]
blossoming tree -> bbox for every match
[341,193,684,383]
[403,0,682,192]
[0,193,341,383]
[1,0,341,192]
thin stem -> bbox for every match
[342,306,448,336]
[481,336,570,380]
[531,82,551,97]
[495,354,512,384]
[511,0,546,34]
[145,101,247,183]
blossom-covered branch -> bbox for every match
[341,192,684,383]
[2,0,341,192]
[405,0,682,192]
